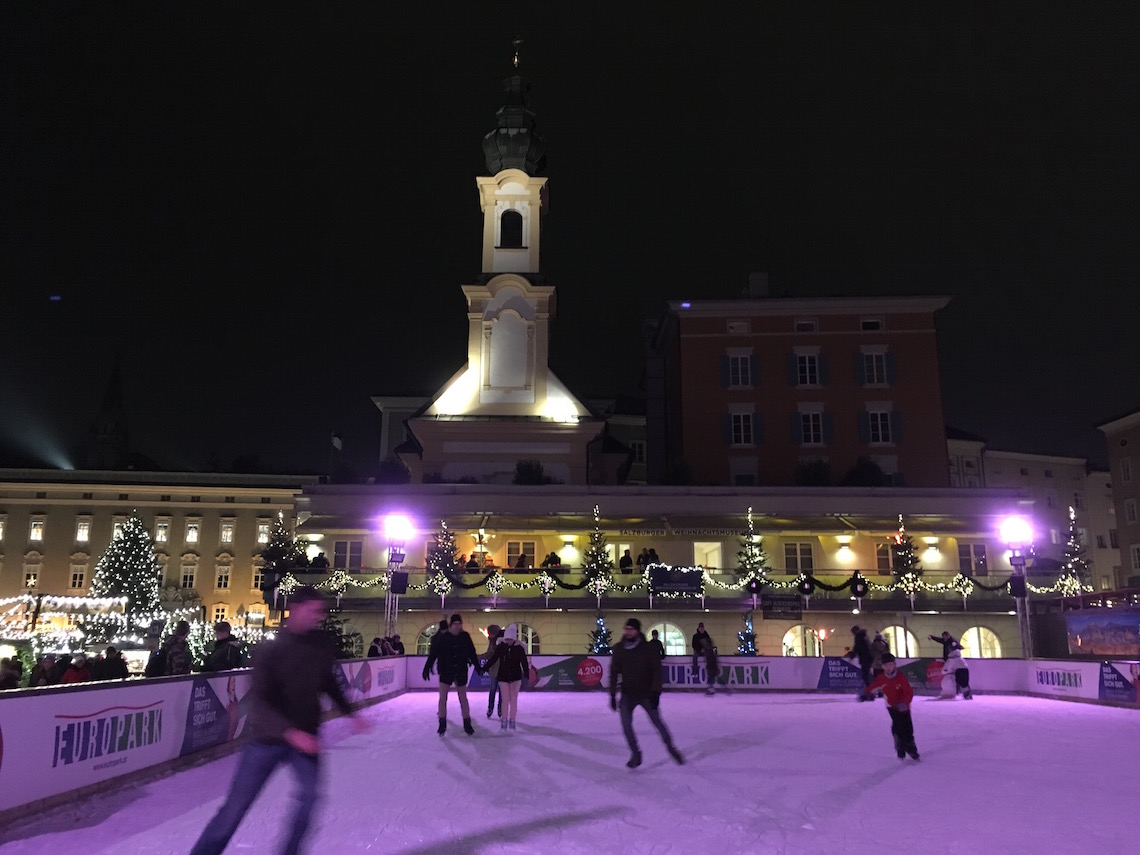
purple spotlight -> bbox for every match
[383,514,414,543]
[999,516,1033,546]
[680,301,691,309]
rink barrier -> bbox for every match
[0,656,406,819]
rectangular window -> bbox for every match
[1050,528,1061,545]
[70,567,86,590]
[732,413,754,446]
[861,318,883,331]
[726,319,750,335]
[1073,492,1085,510]
[958,543,988,576]
[333,540,364,570]
[863,352,887,385]
[25,570,38,588]
[1125,499,1138,525]
[876,543,893,575]
[1110,529,1119,548]
[1095,534,1106,549]
[1132,544,1140,572]
[215,565,231,590]
[784,542,814,572]
[181,566,196,589]
[801,412,823,445]
[186,521,200,544]
[117,493,128,501]
[629,440,646,465]
[257,522,271,544]
[155,520,170,543]
[506,540,537,570]
[868,411,892,444]
[160,495,171,502]
[0,516,5,542]
[112,520,125,539]
[1046,495,1056,508]
[214,605,228,623]
[1019,467,1029,476]
[1122,459,1133,483]
[30,519,45,542]
[220,522,235,544]
[76,520,91,543]
[728,354,751,387]
[252,564,265,590]
[797,354,819,386]
[794,319,817,332]
[1044,469,1054,478]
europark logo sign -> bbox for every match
[1035,668,1083,690]
[663,662,770,687]
[52,700,165,770]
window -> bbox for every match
[30,519,45,542]
[800,412,823,445]
[1110,530,1118,548]
[868,411,892,444]
[506,622,541,654]
[1044,469,1054,478]
[1019,467,1029,476]
[24,570,38,588]
[155,519,170,543]
[181,562,197,589]
[1049,528,1061,545]
[629,440,646,465]
[863,352,887,385]
[881,625,918,657]
[728,354,751,387]
[333,540,363,570]
[215,563,231,590]
[75,519,91,543]
[185,521,200,544]
[1125,499,1138,525]
[416,622,442,655]
[190,496,201,503]
[500,210,523,248]
[861,318,883,331]
[1073,492,1085,510]
[732,413,754,446]
[782,625,821,657]
[220,521,235,544]
[252,561,265,590]
[257,521,271,544]
[647,622,688,656]
[112,518,125,539]
[693,542,723,569]
[794,319,817,333]
[1121,459,1132,483]
[224,496,235,504]
[213,605,228,623]
[784,542,813,572]
[797,354,819,386]
[0,515,5,542]
[1046,495,1056,509]
[959,626,1002,658]
[726,319,750,335]
[160,495,171,502]
[117,493,128,501]
[82,492,93,500]
[1096,534,1107,549]
[70,565,86,590]
[1131,544,1140,572]
[261,497,272,504]
[506,541,537,570]
[958,543,988,576]
[876,543,893,575]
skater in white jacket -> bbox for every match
[940,647,973,699]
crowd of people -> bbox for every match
[366,635,405,656]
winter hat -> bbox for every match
[881,653,896,664]
[449,613,463,626]
[851,625,861,634]
[504,625,519,641]
[625,618,642,632]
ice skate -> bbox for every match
[668,745,686,765]
[508,719,517,731]
[437,718,447,736]
[705,687,716,696]
[463,717,475,735]
[906,743,920,761]
[964,689,973,700]
[626,751,642,769]
[500,717,508,730]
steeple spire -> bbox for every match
[482,40,546,176]
[512,36,523,69]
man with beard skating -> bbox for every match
[423,613,480,735]
[609,618,684,769]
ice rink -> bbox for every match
[2,690,1137,854]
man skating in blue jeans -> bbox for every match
[609,617,685,769]
[190,587,371,855]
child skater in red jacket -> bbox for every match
[864,653,919,760]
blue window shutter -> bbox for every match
[791,413,803,444]
[823,413,834,444]
[722,414,732,445]
[890,411,903,444]
[858,412,871,443]
[750,355,760,386]
[720,356,730,387]
[754,414,763,444]
[819,355,830,386]
[786,355,798,385]
[854,355,866,386]
[886,353,898,384]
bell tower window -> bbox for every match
[500,210,523,248]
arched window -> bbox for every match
[503,623,541,654]
[500,210,523,248]
[880,625,919,658]
[416,621,443,655]
[959,626,1002,658]
[782,624,821,657]
[647,622,687,656]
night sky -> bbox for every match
[2,4,1137,476]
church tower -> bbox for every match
[397,50,602,485]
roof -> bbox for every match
[667,295,951,317]
[945,426,987,443]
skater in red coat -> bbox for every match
[863,654,919,760]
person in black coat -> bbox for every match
[92,646,130,680]
[929,631,959,660]
[423,614,480,736]
[691,623,712,671]
[648,629,666,660]
[202,623,247,672]
[846,625,875,698]
[609,618,684,769]
[390,634,405,655]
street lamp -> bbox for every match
[1000,515,1034,658]
[383,514,414,637]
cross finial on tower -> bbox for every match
[512,36,523,68]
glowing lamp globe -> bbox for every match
[383,514,414,543]
[999,516,1033,547]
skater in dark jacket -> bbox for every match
[846,626,874,696]
[483,625,529,731]
[929,631,958,660]
[863,654,919,760]
[423,614,480,735]
[482,624,503,720]
[648,629,666,660]
[691,622,712,661]
[609,618,684,769]
[870,633,891,678]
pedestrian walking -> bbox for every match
[190,587,370,855]
[609,618,684,769]
[423,613,480,736]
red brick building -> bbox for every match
[647,289,951,487]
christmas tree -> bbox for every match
[89,515,162,633]
[891,514,923,607]
[582,504,615,585]
[737,610,757,655]
[258,512,309,591]
[735,507,768,583]
[1057,506,1090,596]
[425,521,457,601]
[587,613,612,654]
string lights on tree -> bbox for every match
[86,515,162,640]
[587,613,612,654]
[891,514,923,609]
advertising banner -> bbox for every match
[648,566,704,594]
[1030,662,1100,700]
[407,655,610,691]
[761,594,802,620]
[817,657,867,691]
[1064,610,1140,656]
[180,674,254,757]
[1098,661,1140,704]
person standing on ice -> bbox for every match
[609,618,685,769]
[423,613,480,736]
[846,626,874,698]
[190,586,371,855]
[482,624,529,731]
[941,646,973,699]
[863,653,919,760]
[929,630,959,660]
[482,624,503,719]
[870,632,891,680]
[648,629,666,660]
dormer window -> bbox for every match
[500,210,523,248]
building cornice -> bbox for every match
[1097,408,1140,434]
[668,295,952,317]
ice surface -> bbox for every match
[2,691,1137,854]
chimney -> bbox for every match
[747,271,769,297]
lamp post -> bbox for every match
[1000,516,1034,659]
[383,514,413,638]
